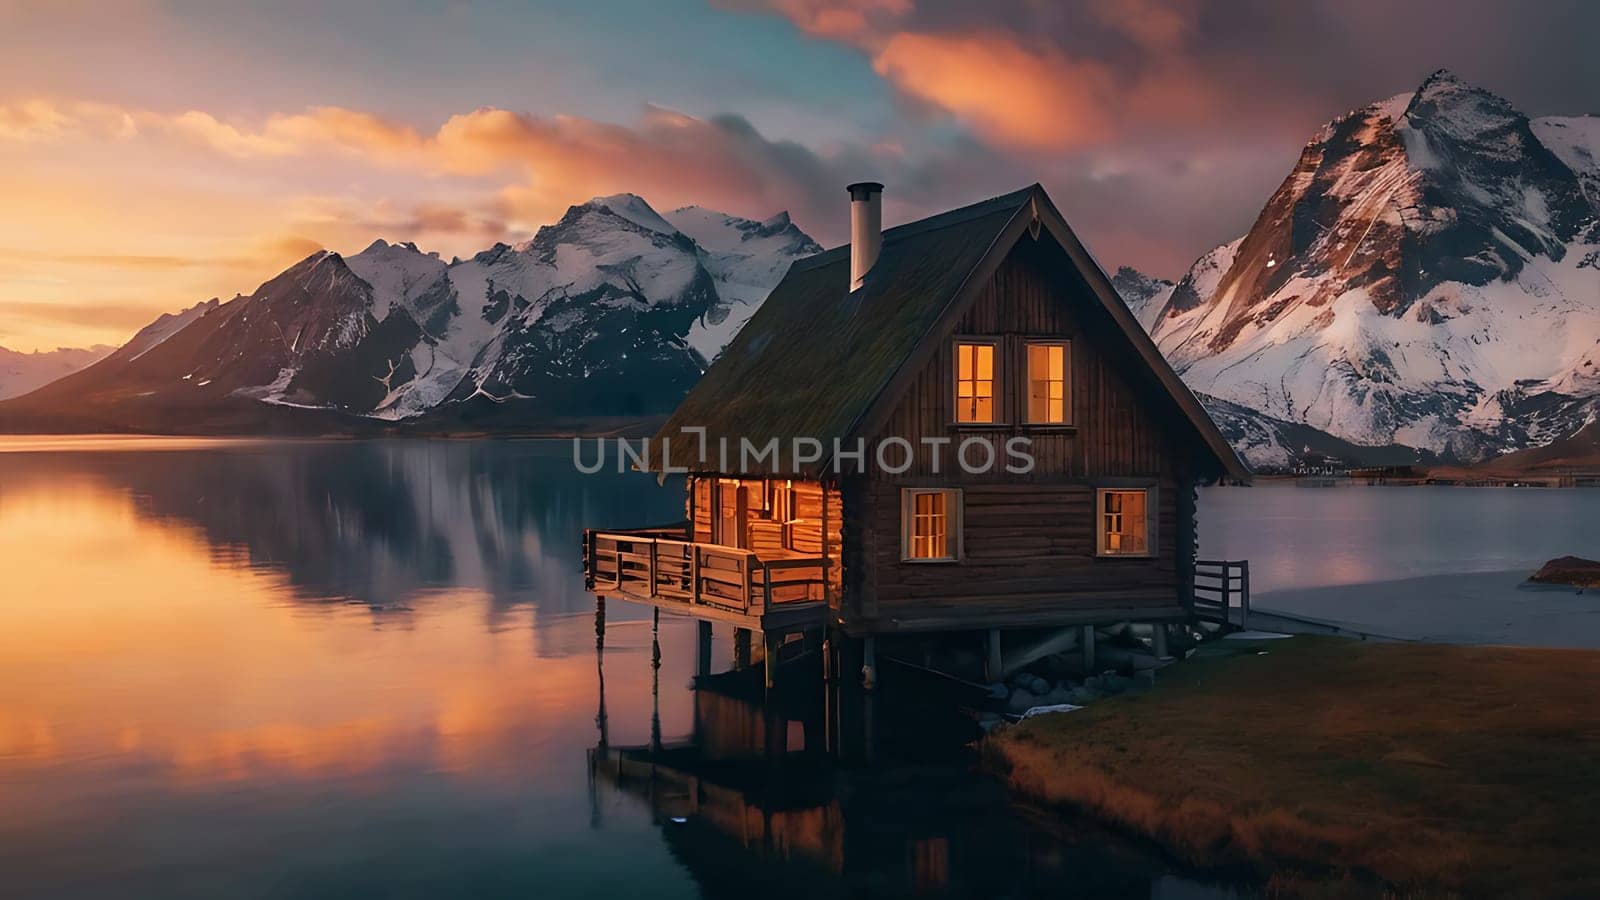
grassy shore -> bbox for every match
[989,637,1600,897]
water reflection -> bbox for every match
[0,438,1242,898]
[591,640,1245,899]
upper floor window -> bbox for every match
[954,341,996,424]
[1027,342,1069,424]
[1096,488,1155,557]
[902,488,961,561]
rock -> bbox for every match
[1028,675,1051,695]
[1098,673,1142,695]
[1066,686,1101,705]
[1038,685,1075,706]
[1006,689,1038,714]
[1530,556,1600,589]
[985,682,1010,700]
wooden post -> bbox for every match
[821,480,832,608]
[646,540,658,598]
[1240,562,1252,630]
[690,547,701,606]
[1081,625,1096,673]
[862,636,876,691]
[734,627,753,669]
[584,529,596,589]
[764,632,780,691]
[1152,623,1169,659]
[985,629,1003,682]
[696,620,712,677]
[595,598,608,750]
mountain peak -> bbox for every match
[1407,68,1517,129]
[584,193,676,235]
[1417,67,1467,92]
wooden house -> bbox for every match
[584,183,1249,675]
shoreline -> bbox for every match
[985,636,1600,896]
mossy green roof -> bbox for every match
[653,187,1032,472]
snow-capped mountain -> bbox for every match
[1110,266,1175,332]
[2,195,818,430]
[0,344,112,400]
[1143,70,1600,463]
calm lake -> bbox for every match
[2,437,1595,898]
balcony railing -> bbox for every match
[1193,559,1250,629]
[583,526,827,616]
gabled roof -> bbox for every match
[653,184,1249,482]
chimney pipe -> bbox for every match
[848,181,884,291]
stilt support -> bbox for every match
[734,628,753,669]
[1151,623,1169,659]
[862,636,877,691]
[985,629,1003,682]
[695,620,713,677]
[764,632,781,691]
[1081,624,1096,673]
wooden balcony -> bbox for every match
[583,525,830,635]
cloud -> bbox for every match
[0,99,137,142]
[719,0,911,41]
[0,247,254,271]
[0,300,166,331]
[873,33,1120,151]
[166,107,425,163]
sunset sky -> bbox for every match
[3,0,1596,352]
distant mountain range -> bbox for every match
[0,344,112,400]
[1121,70,1600,470]
[5,70,1596,472]
[0,196,818,432]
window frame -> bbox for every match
[900,487,963,563]
[1024,339,1072,426]
[1094,486,1158,558]
[951,338,1000,426]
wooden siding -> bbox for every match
[688,476,843,606]
[845,239,1189,631]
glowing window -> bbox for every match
[1027,342,1069,424]
[1097,489,1153,557]
[955,342,995,424]
[902,488,961,561]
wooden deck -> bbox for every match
[583,525,830,635]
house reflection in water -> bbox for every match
[586,619,1244,899]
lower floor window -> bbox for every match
[1097,488,1154,556]
[902,488,961,561]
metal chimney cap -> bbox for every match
[846,182,885,200]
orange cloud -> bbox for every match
[732,0,1215,152]
[1088,0,1197,51]
[873,33,1118,151]
[166,107,425,163]
[0,99,137,142]
[758,0,911,41]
